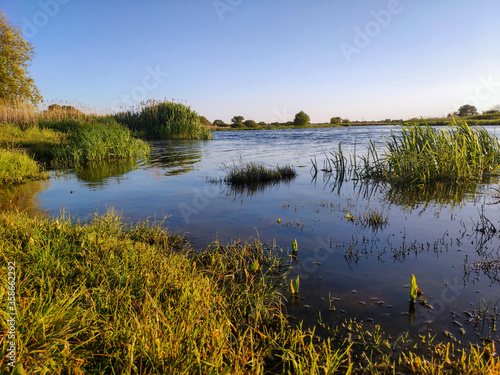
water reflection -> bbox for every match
[74,159,139,189]
[0,180,50,214]
[148,140,204,176]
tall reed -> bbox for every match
[114,99,213,140]
[54,118,150,166]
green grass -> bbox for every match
[223,162,297,185]
[361,120,500,185]
[54,118,150,166]
[1,210,498,374]
[0,149,48,184]
[114,99,213,140]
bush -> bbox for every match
[243,120,258,128]
[294,111,310,126]
[114,99,213,140]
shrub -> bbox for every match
[0,149,47,183]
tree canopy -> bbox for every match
[457,104,478,117]
[293,111,310,126]
[0,11,42,106]
[231,115,244,124]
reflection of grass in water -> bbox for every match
[0,179,50,212]
[148,140,203,176]
[73,159,139,187]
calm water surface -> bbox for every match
[4,126,500,345]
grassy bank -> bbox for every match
[1,210,498,374]
[114,100,213,140]
[0,116,150,182]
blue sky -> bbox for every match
[3,0,500,122]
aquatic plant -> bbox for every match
[365,120,500,184]
[223,161,296,185]
[54,118,150,165]
[114,99,213,140]
[290,275,300,295]
[292,238,298,253]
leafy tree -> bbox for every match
[457,104,478,117]
[330,117,342,124]
[231,115,244,124]
[212,119,226,127]
[198,115,211,127]
[258,121,266,126]
[243,120,258,128]
[293,111,310,126]
[0,11,42,106]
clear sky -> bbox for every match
[2,0,500,123]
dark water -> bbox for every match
[3,126,500,345]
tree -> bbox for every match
[212,119,226,127]
[231,115,244,124]
[457,104,478,117]
[330,117,342,124]
[293,111,310,126]
[243,120,258,128]
[0,11,42,106]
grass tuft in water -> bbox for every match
[223,162,297,185]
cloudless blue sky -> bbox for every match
[3,0,500,122]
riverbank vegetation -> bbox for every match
[114,99,213,140]
[1,209,498,374]
[362,120,500,185]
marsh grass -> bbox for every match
[0,210,498,373]
[223,162,296,185]
[114,99,213,140]
[0,149,48,184]
[53,118,150,166]
[364,120,500,184]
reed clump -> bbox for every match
[363,120,500,184]
[114,99,213,140]
[54,118,150,166]
[223,162,297,185]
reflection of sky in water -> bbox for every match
[5,126,500,344]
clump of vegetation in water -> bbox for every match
[223,162,296,185]
[1,210,498,373]
[114,99,213,140]
[362,120,500,185]
[54,118,150,166]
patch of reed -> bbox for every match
[54,118,150,166]
[223,162,296,185]
[374,120,500,184]
[114,99,213,140]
